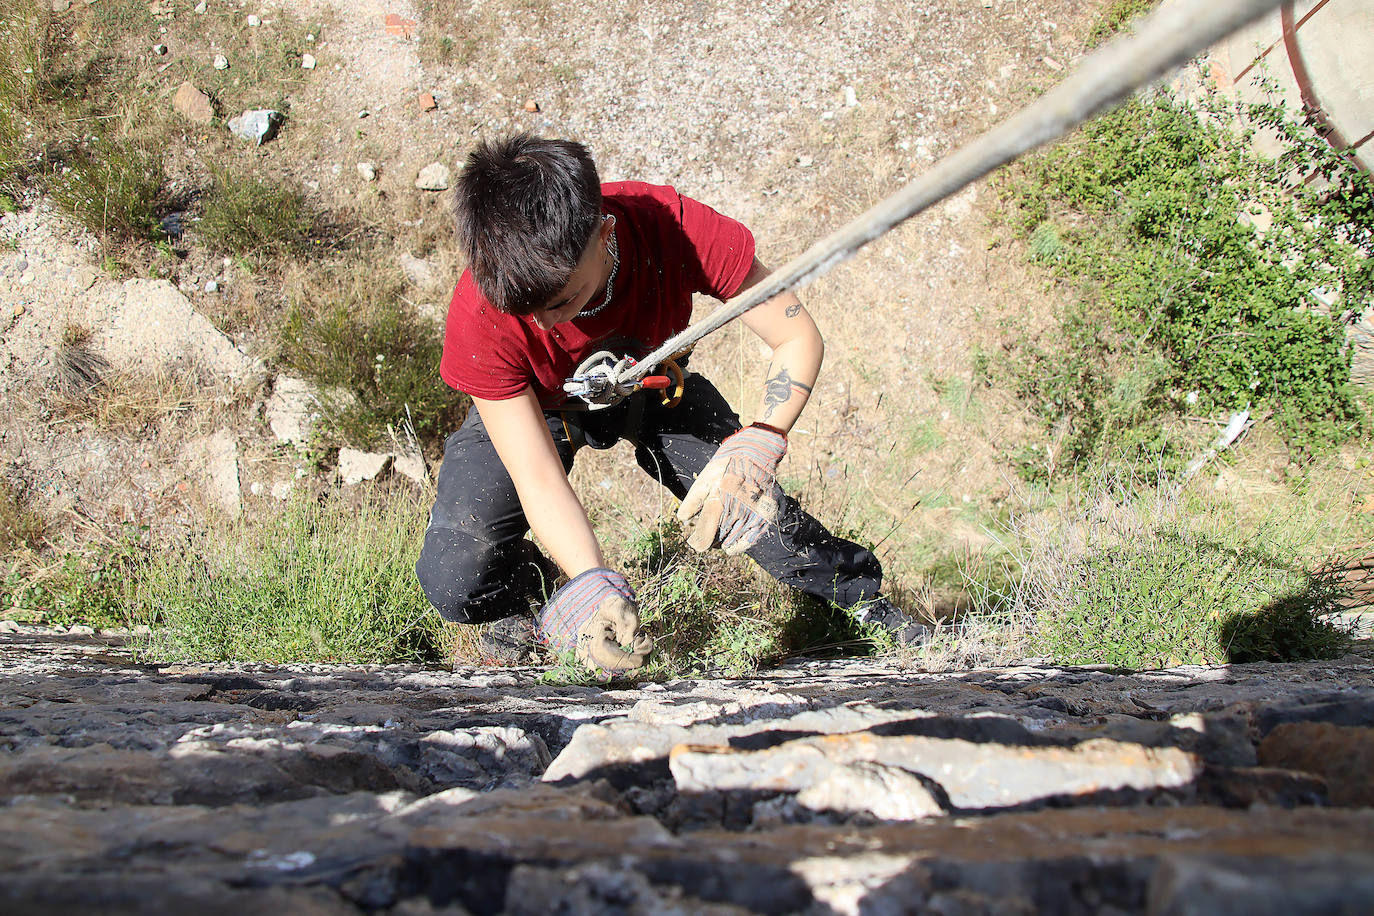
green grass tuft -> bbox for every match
[197,165,325,259]
[132,489,445,664]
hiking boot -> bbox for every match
[851,596,930,647]
[477,613,539,666]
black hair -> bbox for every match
[451,134,602,315]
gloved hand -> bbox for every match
[537,568,652,673]
[677,423,786,555]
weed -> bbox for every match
[278,256,466,449]
[1000,91,1369,477]
[2,544,145,631]
[133,488,445,664]
[1085,0,1156,48]
[46,136,166,241]
[996,473,1354,668]
[0,478,45,555]
[196,165,324,260]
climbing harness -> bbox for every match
[560,0,1289,408]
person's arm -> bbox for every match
[472,388,604,577]
[736,257,823,433]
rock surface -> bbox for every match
[1,628,1372,913]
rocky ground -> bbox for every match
[3,625,1374,914]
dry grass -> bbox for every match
[45,364,206,437]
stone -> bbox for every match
[213,54,229,70]
[246,14,261,27]
[418,92,437,112]
[357,162,377,182]
[172,81,214,125]
[392,453,427,484]
[227,109,282,145]
[385,13,417,38]
[794,760,946,820]
[265,376,321,446]
[271,481,292,501]
[0,620,20,633]
[153,44,168,56]
[1258,722,1374,806]
[301,53,317,70]
[398,252,435,288]
[415,163,451,191]
[90,279,260,385]
[339,449,391,486]
[66,625,95,636]
[204,280,218,293]
[71,267,98,291]
[52,0,71,12]
[668,733,1201,811]
[194,1,206,12]
[189,428,242,518]
[524,99,540,113]
[842,85,858,107]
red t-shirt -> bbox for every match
[440,181,756,408]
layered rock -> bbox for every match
[1,626,1372,914]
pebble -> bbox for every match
[205,280,219,293]
[67,625,95,637]
[301,54,316,70]
[213,54,229,70]
[51,0,71,11]
[524,99,540,113]
[843,85,858,107]
[194,1,206,12]
[358,110,370,119]
[418,92,438,112]
[250,481,264,496]
[153,44,168,56]
[132,624,152,637]
[247,14,261,27]
[12,305,25,318]
[357,162,377,182]
[414,162,451,191]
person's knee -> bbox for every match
[415,526,500,624]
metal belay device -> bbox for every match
[562,350,685,410]
[559,0,1291,410]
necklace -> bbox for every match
[577,217,619,318]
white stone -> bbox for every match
[213,54,228,70]
[356,161,376,182]
[265,376,320,446]
[67,625,96,636]
[249,481,264,497]
[246,14,261,27]
[271,481,293,501]
[205,280,218,293]
[194,1,206,12]
[153,44,168,55]
[843,85,858,107]
[301,53,316,70]
[338,449,391,486]
[414,162,451,191]
[189,429,242,518]
[0,620,20,633]
[392,453,427,484]
[92,279,261,385]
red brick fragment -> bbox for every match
[385,13,417,38]
[418,92,437,112]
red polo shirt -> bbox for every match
[440,181,755,408]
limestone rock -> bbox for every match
[92,279,260,386]
[265,375,321,446]
[172,81,214,124]
[415,163,451,191]
[392,452,427,484]
[668,733,1201,811]
[188,428,242,518]
[339,448,391,485]
[399,252,436,288]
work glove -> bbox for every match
[677,423,786,555]
[537,568,652,673]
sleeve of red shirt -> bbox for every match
[438,274,531,399]
[675,190,756,300]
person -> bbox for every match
[416,134,926,672]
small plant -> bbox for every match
[2,545,144,631]
[197,165,324,260]
[133,489,445,664]
[46,137,166,241]
[0,478,45,555]
[1085,0,1156,48]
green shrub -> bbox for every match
[278,257,467,448]
[133,490,445,664]
[197,166,324,259]
[1001,92,1369,476]
[2,547,143,631]
[46,137,166,241]
[1086,0,1156,48]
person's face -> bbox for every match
[529,216,616,331]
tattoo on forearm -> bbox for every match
[785,302,802,318]
[762,368,813,418]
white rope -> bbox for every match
[620,0,1286,384]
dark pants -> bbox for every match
[416,374,882,624]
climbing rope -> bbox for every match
[598,0,1286,394]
